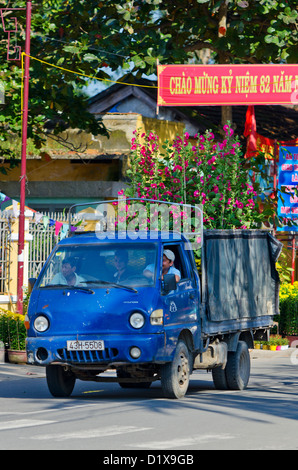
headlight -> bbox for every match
[34,315,49,332]
[150,309,163,325]
[129,312,145,329]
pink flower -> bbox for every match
[234,200,244,209]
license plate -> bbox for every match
[67,340,104,351]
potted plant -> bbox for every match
[269,337,277,351]
[0,310,27,363]
[281,337,290,350]
[254,340,261,349]
[270,335,281,350]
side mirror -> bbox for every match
[28,278,36,295]
[162,273,177,294]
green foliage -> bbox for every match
[279,282,298,336]
[126,124,275,229]
[0,311,26,350]
[0,0,108,161]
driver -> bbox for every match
[50,257,86,286]
[143,249,181,283]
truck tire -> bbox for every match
[160,340,190,399]
[212,366,229,390]
[225,341,250,390]
[46,365,76,398]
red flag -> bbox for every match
[55,221,63,236]
[244,105,257,158]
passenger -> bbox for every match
[113,250,132,283]
[143,249,181,283]
[50,257,86,286]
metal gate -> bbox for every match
[28,213,70,279]
[0,214,11,294]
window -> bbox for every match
[37,243,158,288]
[163,244,189,281]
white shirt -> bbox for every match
[50,272,86,286]
[144,264,181,279]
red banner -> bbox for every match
[157,64,298,106]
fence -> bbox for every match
[0,214,11,295]
[28,212,70,279]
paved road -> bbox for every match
[0,350,298,451]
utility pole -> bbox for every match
[17,1,32,315]
[0,3,31,314]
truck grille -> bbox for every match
[57,347,118,364]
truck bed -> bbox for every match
[200,229,282,331]
[201,312,274,337]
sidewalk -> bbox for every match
[0,362,46,378]
[250,347,296,359]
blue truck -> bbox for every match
[26,207,281,399]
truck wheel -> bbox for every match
[212,366,228,390]
[46,365,76,398]
[160,340,190,399]
[225,341,250,390]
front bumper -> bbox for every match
[26,333,166,367]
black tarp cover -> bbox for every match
[203,230,282,322]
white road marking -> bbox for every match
[132,434,235,449]
[0,403,102,416]
[0,419,55,431]
[25,425,152,441]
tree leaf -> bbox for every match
[83,53,99,63]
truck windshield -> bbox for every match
[37,243,158,289]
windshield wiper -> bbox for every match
[41,284,94,294]
[84,280,138,293]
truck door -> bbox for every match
[161,243,200,351]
